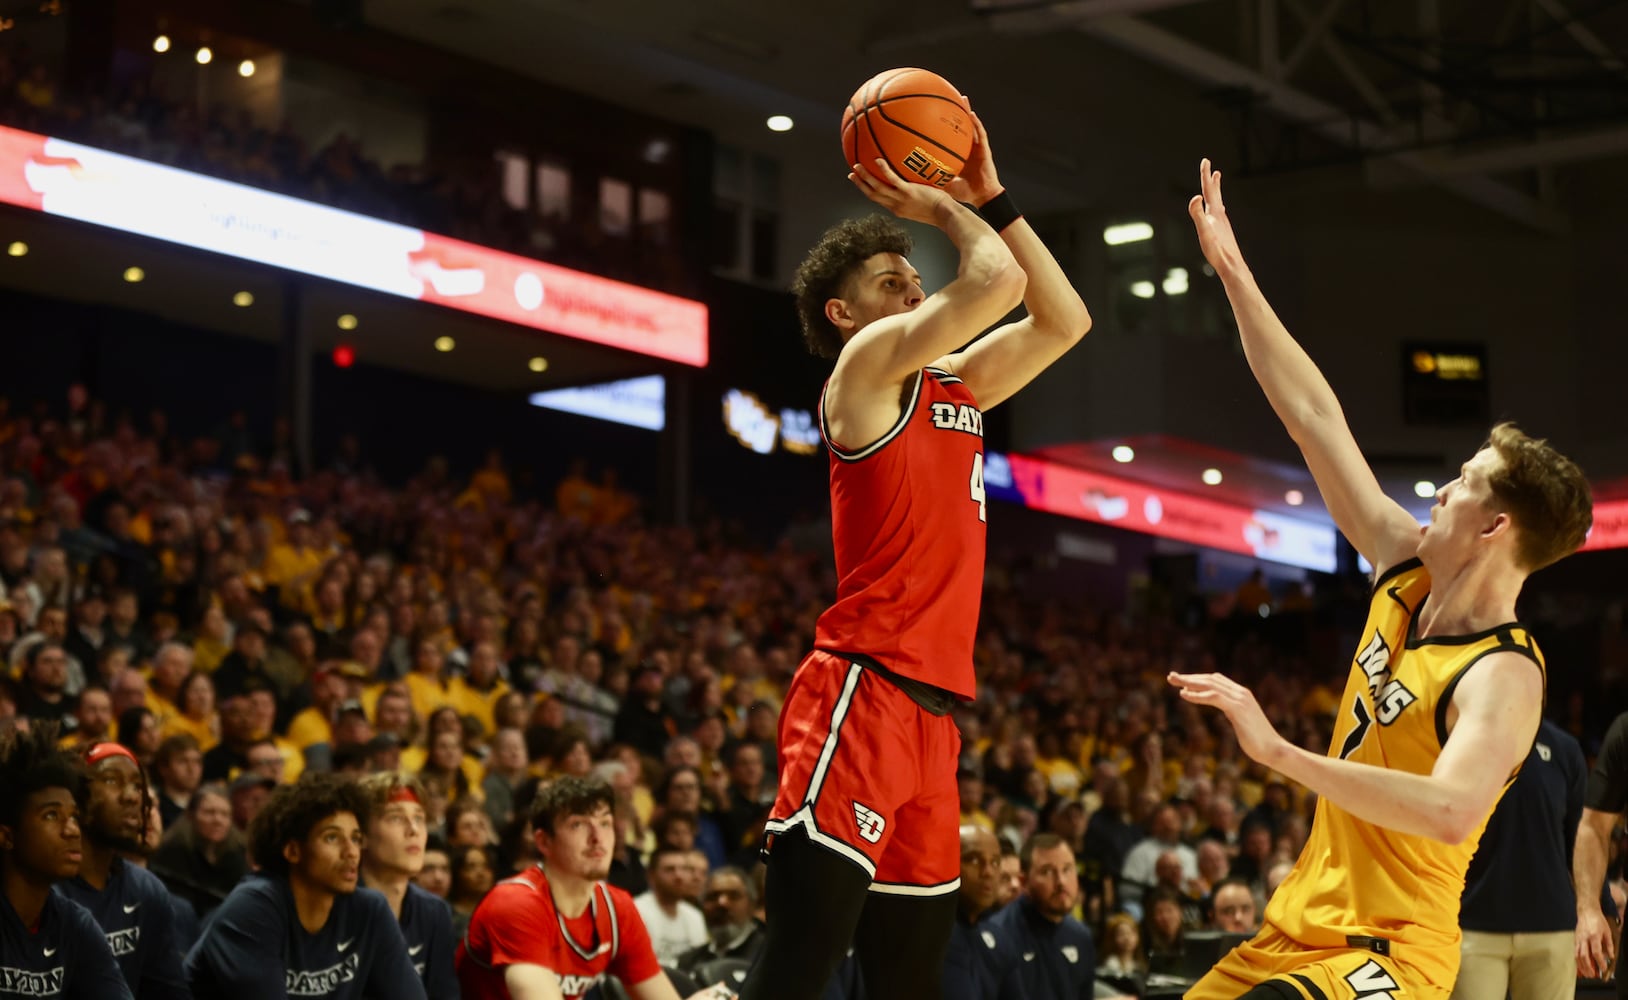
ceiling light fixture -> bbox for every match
[1103,222,1153,246]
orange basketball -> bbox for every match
[841,68,973,189]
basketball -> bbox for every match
[841,68,973,189]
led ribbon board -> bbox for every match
[992,453,1339,572]
[0,125,708,366]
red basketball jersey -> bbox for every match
[814,366,986,700]
[455,864,660,1000]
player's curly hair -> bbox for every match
[1481,422,1592,571]
[0,722,85,829]
[248,771,371,878]
[793,214,913,360]
[530,774,615,837]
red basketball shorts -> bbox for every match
[762,650,961,895]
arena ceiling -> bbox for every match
[355,0,1628,520]
[370,0,1628,229]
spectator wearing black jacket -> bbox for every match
[614,663,676,759]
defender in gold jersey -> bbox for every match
[1172,160,1594,1000]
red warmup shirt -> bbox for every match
[814,366,987,700]
[455,864,661,999]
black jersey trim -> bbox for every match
[1372,557,1423,595]
[1289,973,1331,1000]
[822,369,924,463]
[1433,638,1545,748]
[1405,597,1529,649]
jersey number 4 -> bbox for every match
[969,453,987,522]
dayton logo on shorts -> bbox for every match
[1344,959,1400,999]
[852,802,886,844]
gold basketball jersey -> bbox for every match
[1261,558,1544,992]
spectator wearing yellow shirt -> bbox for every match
[144,640,193,729]
[404,637,456,723]
[161,670,221,751]
[448,640,509,738]
[285,665,347,750]
[262,509,325,612]
[400,706,464,775]
[245,686,304,784]
[191,605,233,674]
[555,459,601,523]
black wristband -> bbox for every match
[977,189,1021,233]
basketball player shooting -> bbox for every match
[736,107,1092,1000]
[1170,159,1594,1000]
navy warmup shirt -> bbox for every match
[988,897,1095,1000]
[56,857,191,999]
[1460,719,1586,933]
[394,883,459,1000]
[0,890,132,1000]
[184,874,425,1000]
[945,909,1028,1000]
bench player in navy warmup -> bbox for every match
[357,771,459,999]
[185,771,424,1000]
[55,742,190,998]
[739,106,1092,1000]
[0,724,131,1000]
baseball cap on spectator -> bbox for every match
[287,509,312,525]
[229,771,275,796]
[957,762,984,781]
[366,732,401,754]
[337,699,368,720]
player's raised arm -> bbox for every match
[830,159,1026,399]
[932,108,1092,411]
[1189,159,1420,575]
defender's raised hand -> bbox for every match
[1187,158,1249,282]
[1168,671,1288,768]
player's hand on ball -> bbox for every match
[1168,671,1287,767]
[850,158,953,226]
[944,104,1001,208]
[1187,158,1248,282]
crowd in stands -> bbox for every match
[0,384,1621,997]
[0,51,685,292]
